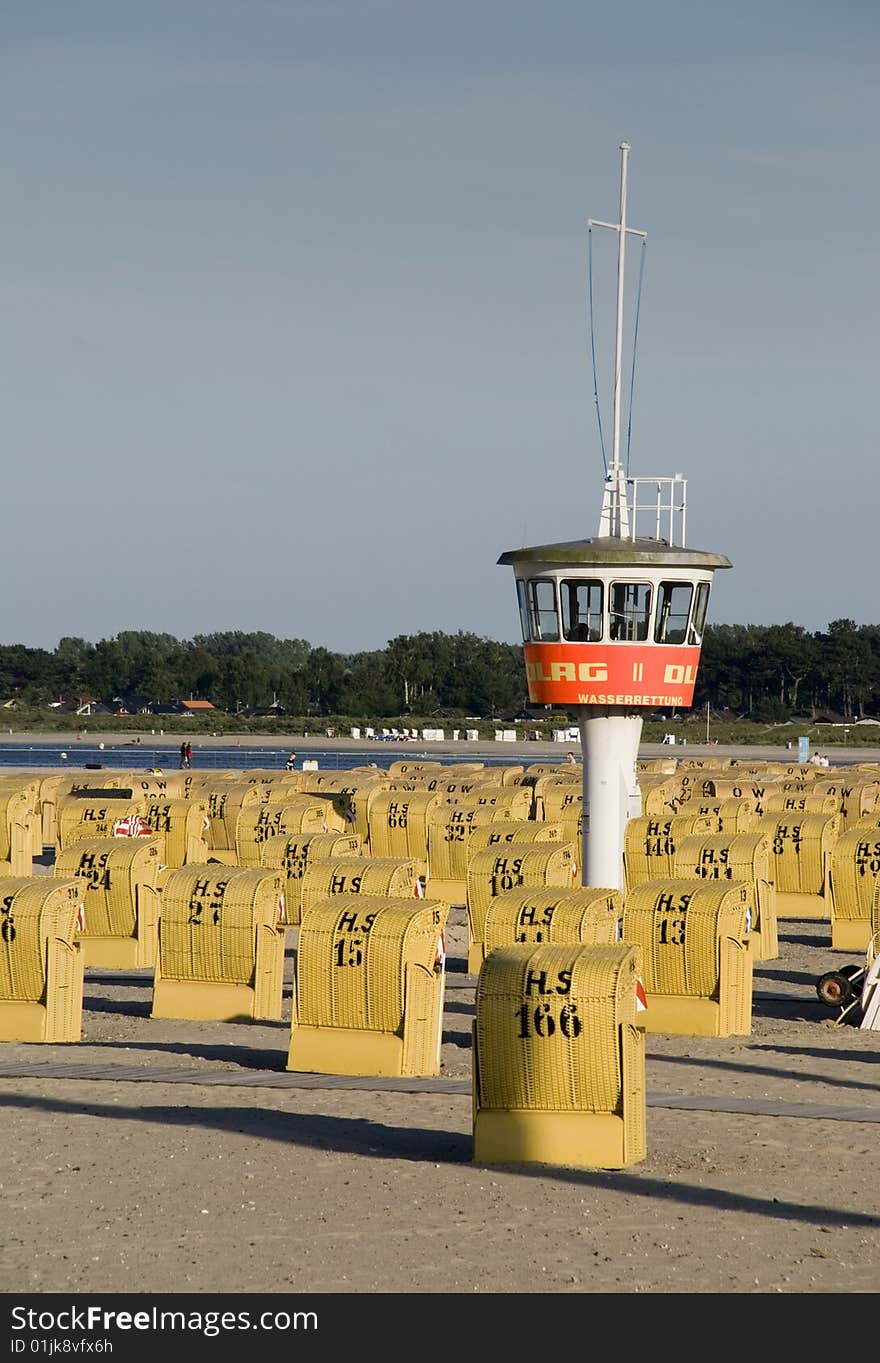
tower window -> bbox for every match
[561,579,603,641]
[527,579,560,641]
[655,582,693,644]
[609,582,652,641]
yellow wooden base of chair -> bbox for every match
[424,877,466,906]
[641,992,750,1037]
[473,1109,638,1170]
[0,975,84,1043]
[467,942,485,975]
[79,936,153,970]
[831,917,872,951]
[748,925,777,962]
[151,978,277,1022]
[775,891,831,920]
[747,932,764,962]
[287,1024,413,1077]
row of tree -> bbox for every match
[0,620,878,721]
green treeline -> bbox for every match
[0,619,877,720]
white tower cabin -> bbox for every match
[498,144,732,892]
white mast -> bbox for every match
[591,141,647,539]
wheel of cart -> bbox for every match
[816,963,865,1010]
[815,933,880,1028]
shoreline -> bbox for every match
[1,728,876,767]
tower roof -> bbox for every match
[497,536,732,570]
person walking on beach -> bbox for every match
[185,741,193,768]
[180,741,188,769]
[286,751,297,771]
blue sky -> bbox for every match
[3,1,878,654]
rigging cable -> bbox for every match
[624,235,647,477]
[587,225,608,475]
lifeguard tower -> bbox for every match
[498,144,731,891]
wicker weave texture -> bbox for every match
[753,813,840,893]
[427,801,533,884]
[142,799,209,867]
[623,814,719,892]
[158,867,284,984]
[688,799,755,833]
[204,784,268,852]
[387,761,444,777]
[636,776,682,818]
[114,773,189,802]
[296,895,448,1031]
[467,843,579,948]
[299,857,419,918]
[809,778,880,829]
[56,798,148,853]
[761,793,841,817]
[367,789,444,864]
[466,821,562,857]
[0,788,32,861]
[672,832,772,887]
[259,833,361,925]
[234,800,335,866]
[473,943,643,1113]
[621,878,750,997]
[0,877,83,1002]
[829,829,880,923]
[482,887,622,951]
[55,836,162,939]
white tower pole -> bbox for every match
[579,711,642,892]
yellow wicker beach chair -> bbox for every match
[465,842,580,974]
[472,942,646,1169]
[37,774,84,849]
[55,835,164,969]
[0,775,42,860]
[386,760,444,778]
[0,783,38,876]
[0,877,85,1041]
[540,784,583,846]
[288,895,449,1076]
[482,886,622,952]
[425,798,534,905]
[637,757,678,775]
[761,792,841,818]
[299,856,421,919]
[293,772,388,847]
[259,832,362,927]
[55,796,149,856]
[151,866,287,1021]
[115,772,189,802]
[751,812,840,920]
[672,830,777,960]
[622,813,719,894]
[620,878,753,1036]
[636,775,684,818]
[202,782,265,862]
[828,827,880,951]
[233,798,338,867]
[810,777,880,830]
[141,798,210,867]
[365,788,444,877]
[466,820,563,860]
[687,798,756,833]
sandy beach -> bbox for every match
[0,741,878,1303]
[5,727,877,768]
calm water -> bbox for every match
[0,742,542,773]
